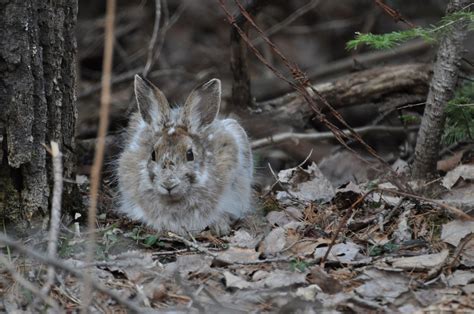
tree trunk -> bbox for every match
[412,0,470,179]
[0,1,78,228]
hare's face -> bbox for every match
[147,128,205,200]
[132,75,221,201]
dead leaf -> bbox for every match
[314,242,362,263]
[459,236,474,267]
[388,250,449,270]
[258,227,286,255]
[355,268,409,303]
[277,163,335,202]
[447,270,474,287]
[307,266,343,294]
[224,271,252,290]
[437,151,464,172]
[216,247,260,264]
[441,220,474,246]
[295,285,322,301]
[226,229,261,249]
[256,269,307,289]
[266,210,294,227]
[442,165,474,189]
[164,254,213,276]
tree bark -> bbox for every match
[0,1,78,227]
[412,0,470,179]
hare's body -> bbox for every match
[117,77,253,235]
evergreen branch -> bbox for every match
[346,10,474,50]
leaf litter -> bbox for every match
[2,162,474,312]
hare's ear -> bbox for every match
[134,75,170,126]
[183,78,221,131]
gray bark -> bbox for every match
[0,1,78,226]
[412,0,470,179]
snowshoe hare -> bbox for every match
[117,75,253,236]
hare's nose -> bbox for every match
[161,182,178,193]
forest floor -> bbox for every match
[1,160,473,313]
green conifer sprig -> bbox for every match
[346,10,474,50]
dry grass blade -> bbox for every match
[82,0,116,311]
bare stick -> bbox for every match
[376,188,473,221]
[167,232,291,265]
[167,232,218,258]
[252,0,320,46]
[0,234,143,313]
[82,0,116,311]
[321,190,373,264]
[374,0,415,27]
[0,254,60,311]
[41,142,63,294]
[251,125,419,149]
[143,0,162,77]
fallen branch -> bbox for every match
[256,63,431,128]
[251,125,419,149]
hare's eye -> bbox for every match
[151,150,156,161]
[186,149,194,161]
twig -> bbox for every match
[373,0,415,27]
[252,0,320,46]
[0,255,60,311]
[78,68,195,99]
[267,162,305,205]
[167,232,291,265]
[41,142,63,294]
[251,125,419,149]
[82,0,116,311]
[167,232,218,258]
[376,188,473,221]
[143,0,162,77]
[321,190,373,264]
[0,234,143,313]
[220,0,411,193]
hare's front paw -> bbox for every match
[209,215,232,237]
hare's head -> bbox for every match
[133,75,220,201]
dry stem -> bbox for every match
[82,0,116,311]
[41,141,63,294]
